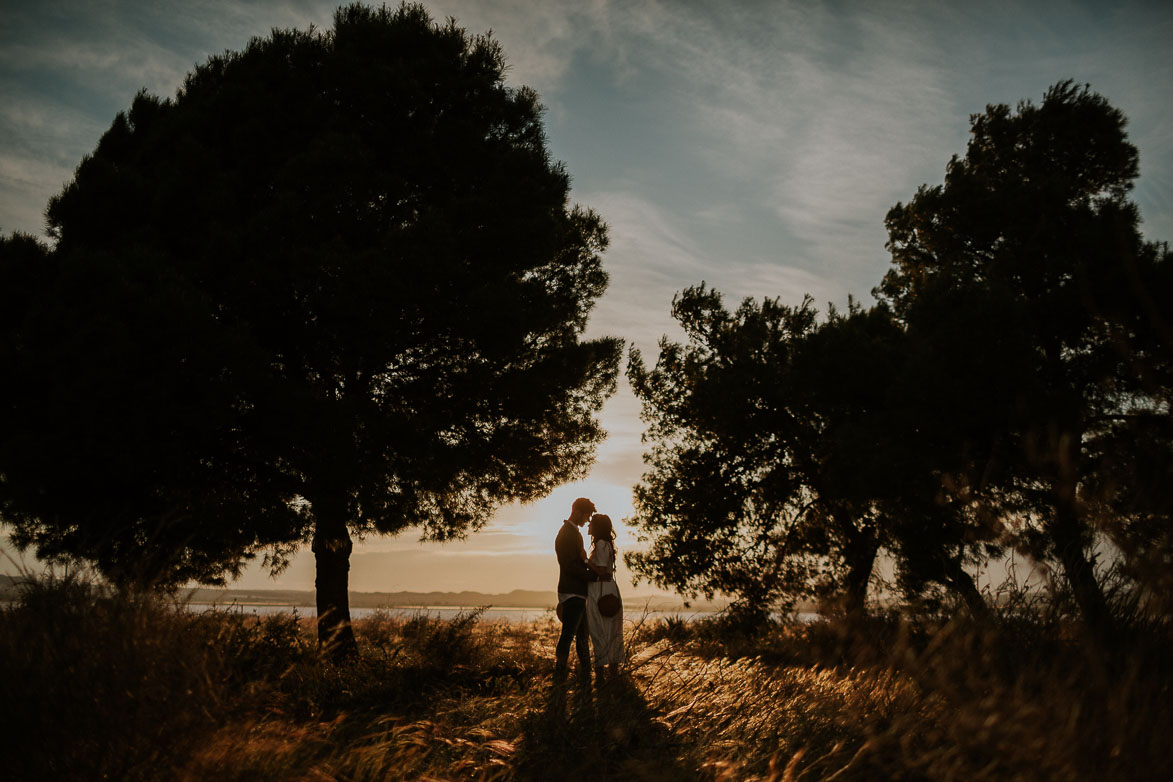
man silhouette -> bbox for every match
[554,496,595,683]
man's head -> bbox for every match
[568,497,596,526]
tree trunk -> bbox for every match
[842,534,879,618]
[312,505,357,659]
[940,557,990,620]
[1048,428,1113,643]
[1049,500,1113,642]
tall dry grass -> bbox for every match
[1,574,1168,781]
[629,609,1171,781]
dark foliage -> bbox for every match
[877,80,1173,634]
[626,288,905,617]
[0,3,620,651]
[627,82,1172,630]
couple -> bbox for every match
[554,497,624,684]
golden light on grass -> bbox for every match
[2,576,1169,780]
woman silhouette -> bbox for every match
[584,513,624,680]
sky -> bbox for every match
[2,0,1171,594]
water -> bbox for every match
[185,602,821,624]
[187,604,559,623]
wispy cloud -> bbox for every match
[1,26,191,103]
[419,0,613,98]
[585,189,846,356]
[0,84,108,233]
[578,2,966,295]
[582,191,713,352]
[0,153,69,235]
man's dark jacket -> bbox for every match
[556,522,592,596]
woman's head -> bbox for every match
[588,513,614,541]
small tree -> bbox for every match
[626,287,913,618]
[877,81,1173,635]
[0,3,621,655]
[626,283,1013,619]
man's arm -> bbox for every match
[557,530,595,581]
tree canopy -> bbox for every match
[0,3,621,651]
[626,289,907,618]
[877,80,1173,633]
[628,82,1172,629]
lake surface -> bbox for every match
[188,604,559,623]
[185,602,822,624]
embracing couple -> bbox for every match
[553,497,625,685]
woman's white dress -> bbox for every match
[586,540,624,666]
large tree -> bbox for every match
[873,282,1033,617]
[0,230,306,587]
[0,3,621,653]
[877,81,1173,635]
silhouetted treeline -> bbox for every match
[627,82,1173,639]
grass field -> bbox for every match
[1,575,1169,781]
